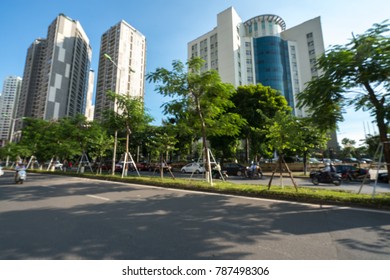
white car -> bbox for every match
[46,160,63,169]
[0,166,3,176]
[181,163,205,174]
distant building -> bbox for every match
[85,69,95,121]
[188,7,325,118]
[94,20,146,121]
[17,14,92,123]
[0,76,22,146]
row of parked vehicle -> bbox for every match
[180,162,263,178]
[92,161,173,173]
[308,157,373,164]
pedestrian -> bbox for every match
[63,159,69,172]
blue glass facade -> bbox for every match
[253,36,294,111]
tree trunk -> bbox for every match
[160,154,164,179]
[112,130,117,176]
[122,130,130,178]
[195,95,212,184]
[363,82,390,182]
[246,137,250,164]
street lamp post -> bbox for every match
[9,117,23,143]
[104,53,121,176]
[104,53,138,178]
[5,116,25,166]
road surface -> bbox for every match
[1,171,389,259]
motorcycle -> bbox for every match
[245,166,263,179]
[341,169,370,183]
[212,169,228,180]
[310,171,341,186]
[15,169,27,184]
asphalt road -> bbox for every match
[0,171,389,260]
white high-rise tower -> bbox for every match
[94,20,146,121]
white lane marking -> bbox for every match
[86,194,110,201]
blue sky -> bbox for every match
[0,0,388,145]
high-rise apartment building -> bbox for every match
[188,7,325,117]
[0,76,22,146]
[17,14,92,122]
[94,20,146,121]
[17,38,46,121]
[85,69,95,121]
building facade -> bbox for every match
[188,7,325,117]
[17,14,92,122]
[94,20,146,121]
[85,69,95,121]
[0,76,22,146]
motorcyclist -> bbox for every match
[322,162,336,180]
[15,162,25,181]
[212,162,222,178]
[246,161,258,178]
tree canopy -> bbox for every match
[231,84,291,161]
[147,57,246,182]
[297,20,390,178]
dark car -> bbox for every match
[222,163,246,176]
[136,162,150,171]
[377,172,388,183]
[93,161,122,173]
[342,158,359,164]
[148,162,172,173]
[334,164,370,181]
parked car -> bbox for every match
[377,172,388,183]
[343,157,359,163]
[136,162,150,171]
[181,163,205,174]
[45,160,63,169]
[93,161,122,173]
[149,162,172,173]
[0,166,3,176]
[222,163,246,176]
[309,158,321,164]
[359,158,373,164]
[118,161,138,172]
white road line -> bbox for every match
[86,194,110,201]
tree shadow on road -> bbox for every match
[1,173,389,260]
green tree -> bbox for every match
[295,118,329,174]
[16,118,62,163]
[364,134,381,158]
[147,57,245,183]
[297,20,390,179]
[146,127,178,178]
[232,84,291,162]
[105,91,153,177]
[265,111,301,190]
[208,135,239,163]
[340,137,357,159]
